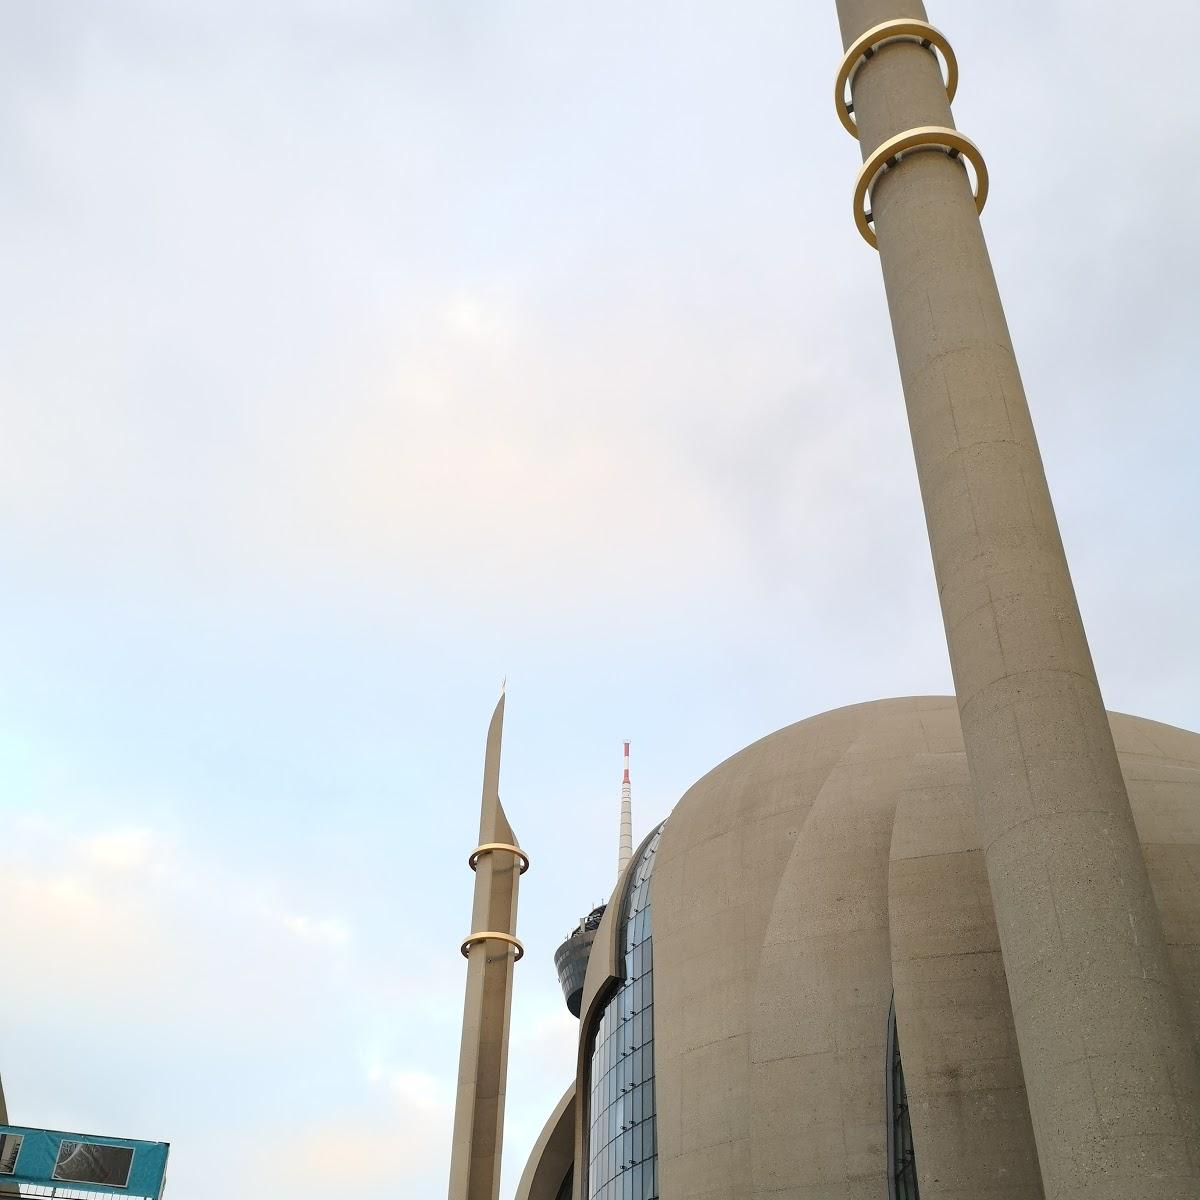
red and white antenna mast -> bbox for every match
[618,740,633,876]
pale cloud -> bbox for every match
[375,1067,451,1114]
[281,913,353,946]
[2,813,454,1196]
[243,1111,449,1196]
[3,817,351,1026]
[80,827,163,873]
[442,293,515,350]
[511,1006,577,1081]
[236,1068,453,1196]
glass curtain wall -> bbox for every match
[585,824,665,1200]
[886,996,920,1199]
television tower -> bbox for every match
[618,740,633,876]
[552,740,636,1019]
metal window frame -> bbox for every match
[582,824,665,1200]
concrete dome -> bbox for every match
[647,697,1200,1200]
[522,697,1200,1200]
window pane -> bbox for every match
[0,1134,23,1176]
[887,997,920,1199]
[53,1142,135,1188]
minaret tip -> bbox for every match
[480,688,510,843]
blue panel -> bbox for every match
[0,1125,169,1198]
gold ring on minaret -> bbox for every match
[460,932,525,961]
[468,842,530,874]
[835,20,958,138]
[853,126,988,248]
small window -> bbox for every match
[886,997,919,1200]
[0,1133,23,1175]
[53,1140,135,1188]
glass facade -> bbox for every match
[886,997,919,1200]
[585,824,665,1200]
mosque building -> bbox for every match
[448,3,1200,1200]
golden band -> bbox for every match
[460,931,525,961]
[853,125,988,249]
[835,20,958,138]
[468,842,530,874]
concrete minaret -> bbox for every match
[618,740,633,876]
[448,692,528,1200]
[831,4,1200,1198]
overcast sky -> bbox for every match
[2,2,1198,1197]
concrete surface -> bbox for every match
[448,696,523,1200]
[833,1,1200,1193]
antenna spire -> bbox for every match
[618,740,633,877]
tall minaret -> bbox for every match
[618,740,633,876]
[448,691,528,1200]
[831,4,1200,1198]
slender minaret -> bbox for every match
[618,740,633,876]
[448,691,528,1200]
[830,5,1200,1198]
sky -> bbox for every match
[1,1,1199,1197]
